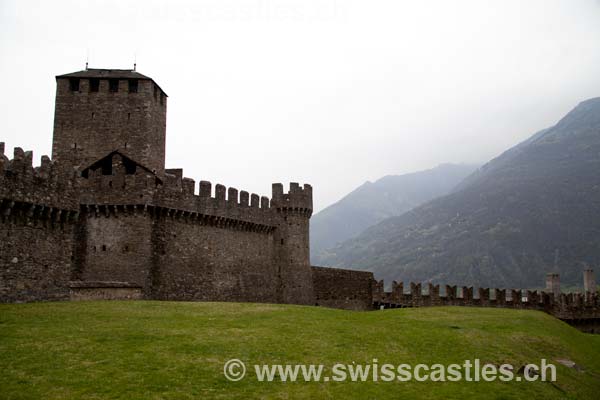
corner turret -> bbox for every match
[272,182,314,305]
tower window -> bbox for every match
[89,78,100,92]
[160,92,164,105]
[109,79,119,92]
[69,78,80,92]
[153,85,158,100]
[128,79,138,93]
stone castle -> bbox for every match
[1,68,599,332]
[1,68,319,305]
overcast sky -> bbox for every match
[1,0,600,211]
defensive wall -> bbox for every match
[0,145,79,302]
[0,144,315,305]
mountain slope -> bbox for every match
[310,164,478,264]
[320,98,600,288]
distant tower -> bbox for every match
[545,273,561,298]
[52,68,167,175]
[584,268,596,294]
[272,183,315,305]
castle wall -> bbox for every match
[312,266,374,310]
[75,212,154,290]
[70,281,143,301]
[0,220,74,302]
[0,144,79,303]
[3,69,320,307]
[74,163,313,304]
[150,217,278,302]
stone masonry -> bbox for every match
[1,68,316,305]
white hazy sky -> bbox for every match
[1,0,600,211]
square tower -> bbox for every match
[52,68,167,175]
[584,269,596,294]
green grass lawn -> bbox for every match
[1,301,599,399]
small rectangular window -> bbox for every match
[69,78,80,92]
[128,79,138,93]
[89,78,100,92]
[109,79,119,92]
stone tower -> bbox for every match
[272,183,315,305]
[52,68,167,175]
[545,273,561,298]
[584,269,596,294]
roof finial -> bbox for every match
[133,52,137,71]
[85,49,89,70]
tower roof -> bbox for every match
[56,68,167,96]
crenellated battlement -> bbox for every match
[372,275,600,322]
[156,176,275,228]
[0,144,292,231]
[77,152,278,228]
[0,143,79,214]
[271,182,313,216]
[314,264,600,328]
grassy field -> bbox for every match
[1,301,599,399]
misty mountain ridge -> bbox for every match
[311,163,478,264]
[319,97,600,288]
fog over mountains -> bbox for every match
[310,164,478,264]
[317,98,600,288]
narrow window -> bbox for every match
[127,112,131,121]
[153,85,158,100]
[128,79,138,93]
[89,78,100,92]
[109,79,119,92]
[91,112,95,120]
[281,239,284,245]
[101,157,112,175]
[102,245,107,251]
[69,78,80,92]
[160,92,164,106]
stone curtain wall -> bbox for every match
[0,144,79,302]
[372,279,600,332]
[0,222,75,302]
[75,212,154,290]
[70,281,143,301]
[312,266,374,310]
[68,153,315,305]
[150,217,278,302]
